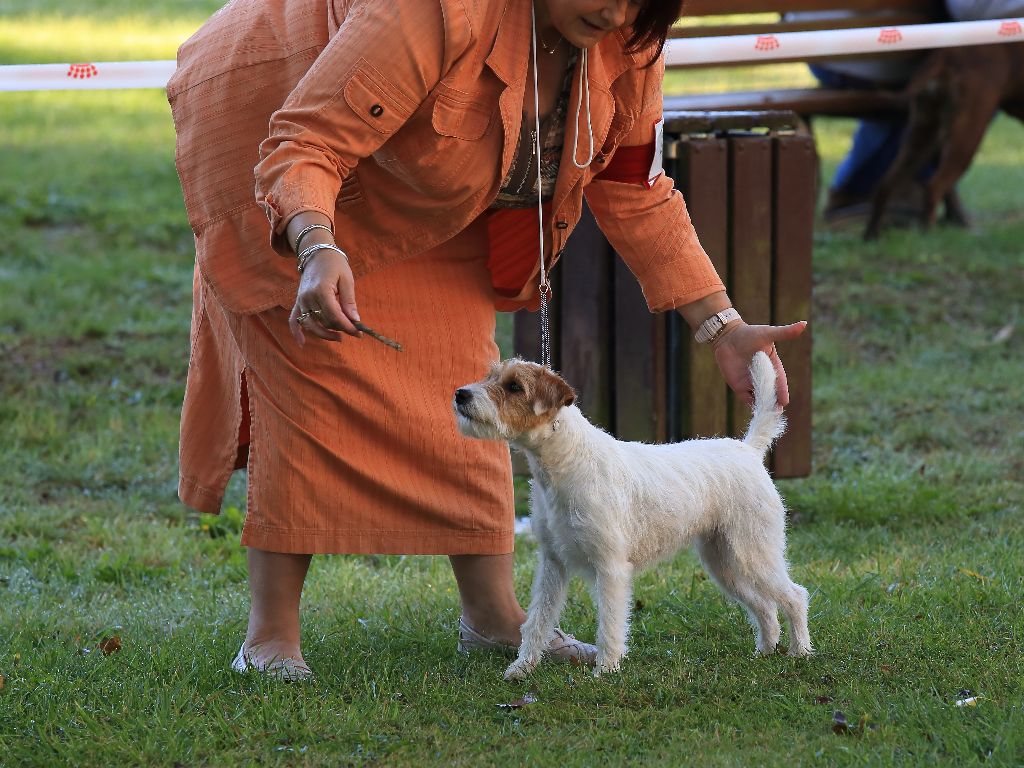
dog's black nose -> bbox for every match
[454,388,472,405]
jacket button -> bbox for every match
[555,220,568,230]
[595,154,606,164]
[370,104,384,117]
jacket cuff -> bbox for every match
[258,175,338,257]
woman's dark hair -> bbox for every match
[626,0,685,66]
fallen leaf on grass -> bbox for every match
[0,673,5,691]
[497,689,539,710]
[956,568,992,584]
[99,636,122,656]
[832,711,875,736]
[832,711,850,734]
[991,323,1014,344]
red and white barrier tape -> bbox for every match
[0,60,177,92]
[0,20,1021,92]
[664,18,1023,67]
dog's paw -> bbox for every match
[787,643,814,658]
[504,657,537,681]
[593,655,622,676]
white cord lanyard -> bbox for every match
[530,5,594,369]
[530,3,552,369]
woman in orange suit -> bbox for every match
[168,0,806,681]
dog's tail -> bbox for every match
[742,351,786,456]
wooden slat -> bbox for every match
[665,110,802,133]
[726,135,774,439]
[770,134,815,478]
[513,308,542,364]
[672,136,730,439]
[668,48,930,70]
[682,0,940,16]
[613,257,667,443]
[664,89,907,117]
[557,206,614,431]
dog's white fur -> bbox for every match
[454,352,812,678]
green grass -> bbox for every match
[1,5,1023,766]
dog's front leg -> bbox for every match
[504,551,569,681]
[593,564,633,675]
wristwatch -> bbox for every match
[694,307,741,344]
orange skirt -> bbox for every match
[178,219,515,555]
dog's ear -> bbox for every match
[534,369,575,414]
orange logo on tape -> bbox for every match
[67,63,99,79]
[754,35,780,52]
[878,28,903,44]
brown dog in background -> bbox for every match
[865,42,1024,240]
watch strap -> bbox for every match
[694,307,741,344]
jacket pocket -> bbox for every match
[343,59,417,137]
[431,86,493,140]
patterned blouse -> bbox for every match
[490,53,577,209]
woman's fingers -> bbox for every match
[767,320,808,343]
[714,320,807,408]
[769,345,791,407]
[290,253,362,343]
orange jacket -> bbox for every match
[168,0,724,314]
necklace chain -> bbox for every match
[539,32,562,54]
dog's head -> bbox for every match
[453,358,576,443]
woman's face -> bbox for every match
[537,0,644,48]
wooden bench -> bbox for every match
[666,0,946,117]
[514,111,815,477]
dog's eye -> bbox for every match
[505,380,523,394]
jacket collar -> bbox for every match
[484,2,638,91]
[483,3,642,212]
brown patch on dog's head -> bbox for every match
[482,359,575,438]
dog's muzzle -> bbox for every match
[454,388,474,417]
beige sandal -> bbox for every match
[457,618,598,666]
[230,643,314,683]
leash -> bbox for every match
[529,3,552,370]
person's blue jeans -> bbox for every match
[810,65,907,198]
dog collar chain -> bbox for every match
[695,307,741,344]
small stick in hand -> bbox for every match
[353,321,403,351]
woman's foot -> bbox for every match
[237,547,314,681]
[457,617,598,666]
[231,641,313,682]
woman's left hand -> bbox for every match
[712,320,808,407]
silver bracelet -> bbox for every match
[292,223,334,254]
[297,242,349,273]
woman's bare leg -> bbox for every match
[244,547,312,663]
[449,553,527,644]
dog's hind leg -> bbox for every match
[590,563,634,675]
[728,526,812,657]
[505,551,569,681]
[696,533,781,655]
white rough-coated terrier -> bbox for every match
[453,352,812,678]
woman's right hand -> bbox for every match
[288,249,362,346]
